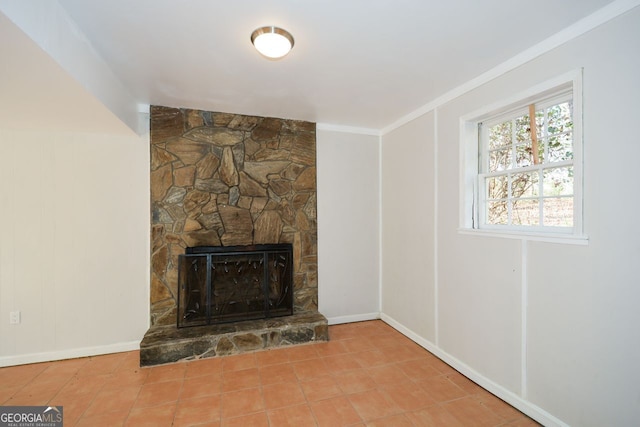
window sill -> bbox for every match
[457,228,589,245]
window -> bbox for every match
[480,93,574,230]
[460,71,585,242]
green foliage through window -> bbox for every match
[480,96,574,229]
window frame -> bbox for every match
[459,70,587,244]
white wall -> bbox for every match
[381,113,436,341]
[0,129,150,366]
[317,129,380,324]
[0,5,149,367]
[381,7,640,427]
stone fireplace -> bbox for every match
[141,106,327,366]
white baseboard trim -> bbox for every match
[326,312,380,325]
[380,313,569,427]
[0,341,140,368]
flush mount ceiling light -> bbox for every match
[251,26,294,59]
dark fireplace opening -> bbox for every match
[177,243,293,328]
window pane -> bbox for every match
[515,143,533,168]
[476,90,577,233]
[534,109,545,163]
[489,148,512,172]
[515,114,530,144]
[489,121,512,149]
[547,132,573,162]
[536,139,545,164]
[511,172,539,198]
[547,102,573,135]
[534,109,545,140]
[543,197,573,227]
[487,200,508,225]
[512,199,539,226]
[543,167,573,196]
[486,176,508,200]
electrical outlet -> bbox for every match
[9,311,20,325]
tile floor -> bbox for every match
[0,320,540,426]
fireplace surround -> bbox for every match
[149,106,319,326]
[141,106,327,366]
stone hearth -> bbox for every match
[140,311,328,366]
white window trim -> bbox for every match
[458,69,588,245]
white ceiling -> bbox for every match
[18,1,622,130]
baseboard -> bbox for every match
[326,312,380,325]
[1,314,380,367]
[0,341,140,368]
[380,313,569,427]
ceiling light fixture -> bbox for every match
[251,26,294,59]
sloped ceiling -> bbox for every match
[0,12,133,133]
[3,0,625,131]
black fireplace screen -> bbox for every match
[177,244,293,328]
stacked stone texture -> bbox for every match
[140,312,329,366]
[150,106,317,326]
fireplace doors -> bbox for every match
[177,244,293,328]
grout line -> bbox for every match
[123,384,144,426]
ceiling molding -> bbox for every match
[317,123,381,137]
[380,0,640,136]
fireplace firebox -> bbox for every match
[177,244,293,328]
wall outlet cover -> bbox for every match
[9,311,20,324]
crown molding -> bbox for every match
[381,0,640,136]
